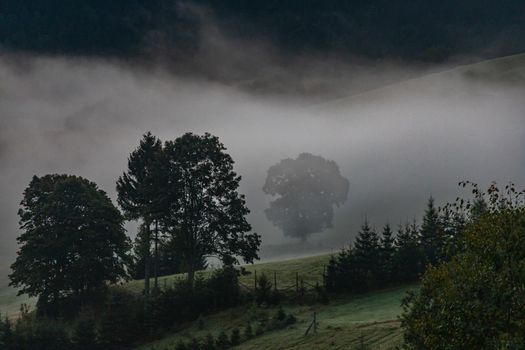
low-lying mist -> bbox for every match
[1,47,524,274]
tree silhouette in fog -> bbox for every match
[263,153,349,242]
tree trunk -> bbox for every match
[144,223,151,301]
[154,220,159,291]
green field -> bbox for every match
[136,284,415,350]
[0,253,414,349]
[130,254,415,350]
[125,254,331,295]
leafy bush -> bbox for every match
[215,331,230,349]
[402,183,525,349]
[71,317,99,350]
[98,288,143,349]
[255,273,272,306]
[230,328,241,346]
[203,333,216,350]
[243,323,253,340]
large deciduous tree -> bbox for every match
[402,182,525,349]
[263,153,349,242]
[116,132,164,297]
[163,132,261,286]
[9,174,130,316]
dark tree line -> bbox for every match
[8,132,260,318]
[325,196,463,293]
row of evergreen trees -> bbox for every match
[325,197,467,293]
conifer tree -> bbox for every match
[353,219,381,289]
[420,197,442,265]
[380,224,396,283]
[117,132,165,298]
[395,221,423,281]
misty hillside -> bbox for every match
[315,53,525,110]
[1,0,525,65]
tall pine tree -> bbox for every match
[395,221,422,282]
[379,224,396,284]
[419,197,442,266]
[117,132,165,298]
[353,219,380,290]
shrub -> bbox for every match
[203,333,216,350]
[269,289,281,305]
[230,328,241,346]
[255,273,272,306]
[98,289,142,349]
[175,340,188,350]
[285,314,297,326]
[207,266,240,309]
[72,317,99,350]
[255,325,264,336]
[189,337,201,350]
[215,331,230,349]
[197,315,206,330]
[10,318,71,350]
[243,323,253,340]
[275,306,286,322]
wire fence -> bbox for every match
[153,265,329,298]
[238,268,326,297]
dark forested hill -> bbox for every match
[1,0,524,63]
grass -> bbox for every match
[125,254,332,294]
[135,284,416,350]
[0,253,331,318]
[0,251,415,349]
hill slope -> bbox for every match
[136,284,415,350]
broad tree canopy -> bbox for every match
[163,133,261,284]
[10,174,130,314]
[263,153,349,241]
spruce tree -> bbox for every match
[117,132,165,298]
[395,222,421,282]
[324,255,339,292]
[420,197,442,266]
[379,224,396,284]
[353,219,380,289]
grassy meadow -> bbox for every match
[136,284,415,350]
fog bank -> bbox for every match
[0,52,524,274]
